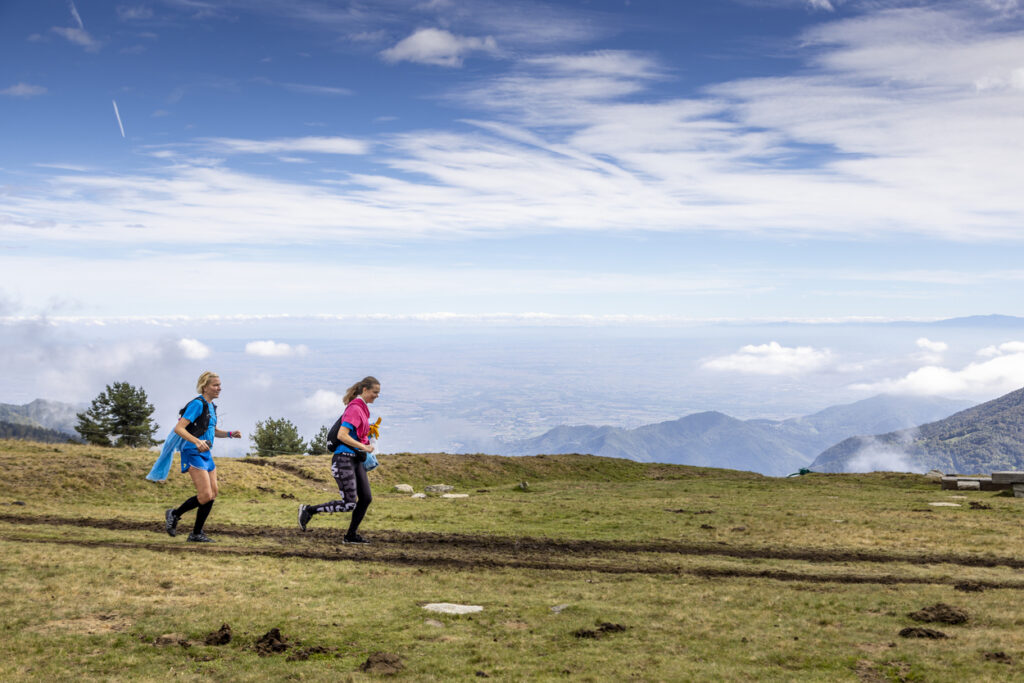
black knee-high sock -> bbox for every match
[174,496,199,518]
[193,500,213,534]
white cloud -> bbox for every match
[914,336,948,363]
[916,338,948,353]
[301,389,345,417]
[846,435,922,474]
[177,337,211,359]
[805,0,835,11]
[524,51,664,79]
[380,28,497,67]
[851,349,1024,397]
[5,5,1024,249]
[117,5,154,21]
[245,340,309,357]
[702,342,834,375]
[51,23,101,51]
[979,340,1024,357]
[69,0,85,29]
[204,136,369,155]
[2,83,47,98]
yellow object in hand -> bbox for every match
[368,417,382,440]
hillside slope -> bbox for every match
[500,395,968,476]
[0,399,80,435]
[811,386,1024,473]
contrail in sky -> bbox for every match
[112,100,126,138]
[69,1,85,30]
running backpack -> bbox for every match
[326,414,368,458]
[179,396,214,438]
[325,413,347,453]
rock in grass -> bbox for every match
[908,603,968,625]
[204,623,232,645]
[411,493,427,499]
[898,627,947,639]
[425,484,454,493]
[361,652,404,675]
[423,603,483,615]
[442,493,469,498]
[394,484,414,493]
[574,623,627,639]
[254,628,290,655]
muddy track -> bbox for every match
[4,533,1024,590]
[2,512,1023,570]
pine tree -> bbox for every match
[307,425,330,455]
[75,382,159,448]
[250,417,306,457]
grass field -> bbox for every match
[1,439,1022,681]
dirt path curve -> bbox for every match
[2,512,1023,570]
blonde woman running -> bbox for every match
[163,371,241,543]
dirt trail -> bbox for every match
[4,512,1024,589]
[4,532,1024,589]
[2,511,1023,570]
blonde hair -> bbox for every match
[343,376,379,405]
[196,371,220,394]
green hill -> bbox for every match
[0,421,77,444]
[812,386,1024,473]
[3,438,1024,680]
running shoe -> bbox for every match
[186,532,215,543]
[343,533,370,544]
[165,508,179,537]
[298,504,313,531]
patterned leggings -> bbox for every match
[311,453,372,533]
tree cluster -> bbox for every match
[249,420,335,456]
[75,382,159,448]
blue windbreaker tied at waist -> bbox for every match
[145,431,188,482]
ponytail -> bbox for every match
[343,376,380,405]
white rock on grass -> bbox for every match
[393,484,414,493]
[411,493,427,499]
[929,502,962,507]
[425,484,454,493]
[441,493,469,499]
[423,603,483,615]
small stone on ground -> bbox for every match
[423,603,484,615]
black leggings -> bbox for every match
[311,453,372,534]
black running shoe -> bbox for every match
[165,508,179,537]
[343,533,369,544]
[298,504,313,531]
[186,532,215,543]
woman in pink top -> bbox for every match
[298,376,379,543]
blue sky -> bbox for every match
[3,0,1024,322]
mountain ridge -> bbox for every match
[811,386,1024,474]
[496,394,971,476]
[0,399,81,436]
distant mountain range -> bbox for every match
[811,386,1024,474]
[497,395,972,476]
[0,399,81,437]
